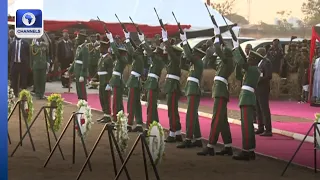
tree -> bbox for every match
[225,14,249,25]
[276,11,294,31]
[301,0,320,25]
[211,0,235,16]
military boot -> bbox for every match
[197,147,215,156]
[233,151,256,161]
[176,140,193,148]
[165,136,176,143]
[216,147,233,156]
[132,125,144,132]
[175,135,183,142]
[127,126,133,132]
[255,128,264,135]
[192,140,203,147]
[99,116,112,124]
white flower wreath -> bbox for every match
[76,100,93,138]
[115,110,129,153]
[8,85,15,117]
[147,121,165,165]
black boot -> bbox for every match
[165,136,176,143]
[177,140,193,148]
[216,147,233,156]
[192,140,203,147]
[175,135,183,142]
[127,126,132,132]
[197,147,215,156]
[233,151,255,161]
[255,128,264,135]
[132,126,143,132]
[260,131,272,137]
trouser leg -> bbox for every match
[10,65,20,96]
[38,69,47,97]
[127,88,137,126]
[167,91,181,134]
[99,85,106,112]
[134,87,143,125]
[112,85,124,121]
[33,70,39,96]
[186,95,201,139]
[256,98,264,130]
[259,93,272,132]
[193,95,201,139]
[240,106,256,150]
[220,110,232,145]
[146,89,159,128]
[208,97,228,144]
[76,77,87,100]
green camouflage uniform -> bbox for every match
[126,41,144,127]
[142,41,165,128]
[30,43,50,98]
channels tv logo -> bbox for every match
[15,9,43,39]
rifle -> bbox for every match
[171,12,192,52]
[204,3,225,46]
[154,8,166,30]
[221,15,238,42]
[129,16,143,35]
[97,16,110,33]
[115,14,128,33]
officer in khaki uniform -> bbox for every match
[198,27,237,156]
[30,38,50,99]
[124,31,144,132]
[161,31,183,143]
[233,50,262,161]
[177,31,205,149]
[95,36,114,123]
[88,34,100,88]
[105,32,128,121]
[141,34,165,129]
[68,31,89,101]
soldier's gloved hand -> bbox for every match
[161,28,168,42]
[79,76,84,82]
[138,33,145,43]
[106,32,114,43]
[105,84,112,91]
[213,25,220,35]
[124,30,130,39]
[232,40,239,48]
[180,32,187,42]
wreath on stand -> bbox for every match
[115,110,129,153]
[147,121,165,165]
[76,100,93,138]
[18,90,34,124]
[47,94,64,132]
[8,85,16,117]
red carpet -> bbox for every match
[57,93,319,169]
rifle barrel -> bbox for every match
[129,16,134,23]
[154,8,160,19]
[204,3,212,16]
[115,14,121,23]
[172,12,178,23]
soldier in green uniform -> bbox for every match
[161,31,183,142]
[68,31,89,101]
[141,34,166,129]
[30,38,50,99]
[124,31,144,132]
[105,32,128,121]
[96,36,114,123]
[197,27,237,155]
[177,32,205,149]
[233,50,262,161]
[88,34,100,89]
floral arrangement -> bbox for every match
[8,85,16,117]
[76,100,93,138]
[115,110,129,153]
[315,113,320,123]
[147,121,165,165]
[47,94,64,132]
[18,90,34,124]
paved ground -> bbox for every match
[8,100,320,180]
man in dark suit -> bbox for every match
[254,48,273,137]
[9,37,30,96]
[56,29,74,88]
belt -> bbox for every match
[214,76,228,85]
[112,71,121,76]
[75,60,83,64]
[97,71,108,75]
[187,77,199,86]
[241,85,255,93]
[166,74,180,81]
[148,73,159,80]
[131,71,141,77]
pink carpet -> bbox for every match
[58,93,319,169]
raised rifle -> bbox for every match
[97,16,109,33]
[115,14,138,49]
[129,16,143,35]
[171,11,192,52]
[204,3,225,46]
[154,8,166,30]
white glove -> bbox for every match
[124,30,130,39]
[232,40,239,48]
[213,25,220,35]
[46,63,50,74]
[138,33,145,43]
[105,84,112,91]
[161,28,168,42]
[79,76,84,82]
[106,32,114,43]
[180,33,187,42]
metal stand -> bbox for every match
[281,122,320,176]
[10,106,65,160]
[114,133,160,180]
[76,123,130,180]
[43,112,92,171]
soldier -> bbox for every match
[298,47,310,103]
[124,31,144,132]
[96,36,114,123]
[68,31,89,101]
[105,32,128,121]
[162,31,183,143]
[197,27,236,155]
[30,38,50,99]
[233,49,262,161]
[245,44,252,57]
[267,39,284,74]
[88,34,100,89]
[141,34,166,129]
[177,31,205,149]
[285,43,299,74]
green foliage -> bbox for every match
[276,11,294,31]
[301,0,320,25]
[226,14,249,25]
